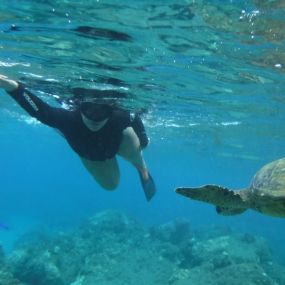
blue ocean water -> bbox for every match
[0,0,284,270]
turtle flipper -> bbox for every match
[216,206,247,216]
[175,185,248,215]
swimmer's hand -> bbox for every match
[0,74,19,92]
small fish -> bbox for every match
[0,223,9,230]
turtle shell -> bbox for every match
[250,157,285,198]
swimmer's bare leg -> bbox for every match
[80,157,120,190]
[118,127,148,176]
[118,127,156,201]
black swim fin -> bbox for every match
[138,171,156,202]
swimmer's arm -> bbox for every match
[0,75,68,128]
[130,113,149,149]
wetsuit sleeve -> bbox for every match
[130,113,149,149]
[7,83,68,128]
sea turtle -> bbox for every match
[175,157,285,218]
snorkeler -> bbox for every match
[0,74,156,201]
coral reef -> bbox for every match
[0,245,24,285]
[1,210,285,285]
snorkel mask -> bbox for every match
[80,101,113,122]
[80,101,113,131]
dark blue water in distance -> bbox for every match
[0,0,285,278]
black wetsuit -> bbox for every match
[8,84,149,161]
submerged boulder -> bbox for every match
[9,248,64,285]
[172,262,278,285]
[0,245,23,285]
[150,218,191,244]
[5,210,285,285]
[190,234,272,268]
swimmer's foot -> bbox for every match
[138,169,156,202]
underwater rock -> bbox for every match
[0,245,5,264]
[172,262,278,285]
[0,261,21,284]
[150,218,191,244]
[150,218,194,267]
[81,210,146,240]
[5,210,285,285]
[253,0,285,8]
[0,245,23,285]
[68,246,175,285]
[0,269,23,285]
[65,211,175,285]
[191,234,272,268]
[195,224,232,240]
[264,262,285,285]
[168,268,191,285]
[9,248,64,285]
[7,210,176,285]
